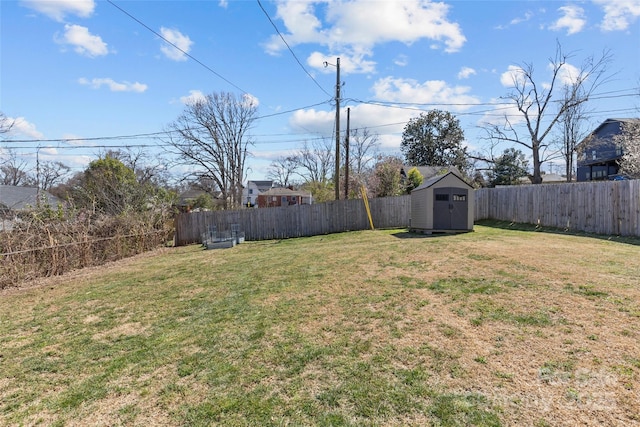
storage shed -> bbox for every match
[410,172,474,233]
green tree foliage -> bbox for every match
[405,167,423,193]
[301,180,333,203]
[189,193,216,211]
[401,110,468,171]
[73,156,141,215]
[488,148,529,187]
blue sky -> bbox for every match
[2,0,639,182]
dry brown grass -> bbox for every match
[1,223,639,426]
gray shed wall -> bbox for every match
[410,173,474,231]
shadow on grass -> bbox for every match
[391,230,471,239]
[476,219,640,247]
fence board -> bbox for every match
[174,195,412,245]
[175,180,640,246]
[474,180,640,237]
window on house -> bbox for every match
[249,189,253,194]
[435,194,449,201]
[453,194,466,202]
[592,150,597,160]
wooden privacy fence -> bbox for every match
[175,180,640,245]
[475,179,640,236]
[174,195,411,245]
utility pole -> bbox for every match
[324,57,341,200]
[334,57,341,200]
[344,107,350,199]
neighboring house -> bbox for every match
[516,172,567,185]
[0,185,62,214]
[257,187,312,208]
[242,180,274,207]
[176,189,223,212]
[576,118,640,182]
[0,186,63,231]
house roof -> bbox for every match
[258,187,309,197]
[176,189,220,207]
[0,185,62,211]
[577,118,640,148]
[248,180,274,192]
[516,173,567,185]
[413,171,474,191]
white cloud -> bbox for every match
[21,0,95,22]
[242,93,260,108]
[264,0,466,74]
[500,65,528,87]
[78,77,148,93]
[553,62,582,85]
[394,54,409,67]
[307,51,376,74]
[5,116,44,139]
[495,10,533,29]
[372,77,480,110]
[159,27,193,61]
[457,66,476,80]
[56,24,109,57]
[288,76,482,151]
[179,90,207,105]
[594,0,640,31]
[478,98,526,127]
[549,5,586,35]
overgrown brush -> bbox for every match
[0,204,174,289]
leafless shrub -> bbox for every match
[0,207,174,289]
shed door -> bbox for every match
[433,188,468,230]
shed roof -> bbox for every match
[413,171,474,192]
[403,165,461,181]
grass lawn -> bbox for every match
[1,221,639,426]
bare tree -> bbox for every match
[348,128,379,175]
[103,147,170,187]
[0,149,33,186]
[370,155,405,197]
[294,138,334,184]
[483,43,612,183]
[0,112,14,135]
[165,92,257,209]
[267,155,298,187]
[558,83,590,181]
[39,161,70,191]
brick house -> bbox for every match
[257,187,312,208]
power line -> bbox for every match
[3,90,636,146]
[106,0,248,94]
[256,0,332,98]
[1,101,332,144]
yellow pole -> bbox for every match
[361,186,374,230]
